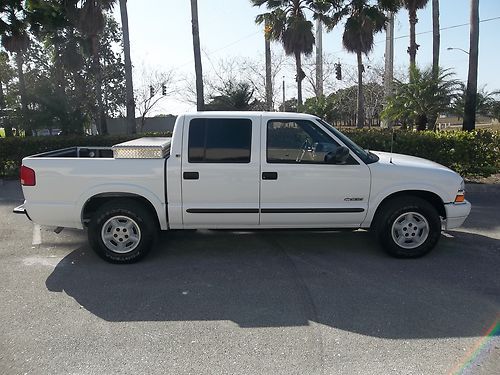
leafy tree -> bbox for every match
[327,0,397,128]
[0,51,16,136]
[382,66,461,130]
[78,0,115,134]
[0,0,31,134]
[401,0,429,67]
[252,0,335,107]
[302,95,335,122]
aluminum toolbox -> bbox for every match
[112,137,172,159]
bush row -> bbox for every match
[1,130,498,179]
[0,134,169,177]
[342,129,500,178]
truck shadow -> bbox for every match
[45,229,500,339]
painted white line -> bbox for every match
[32,224,42,245]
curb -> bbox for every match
[465,183,500,194]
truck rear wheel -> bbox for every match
[375,197,441,258]
[88,199,157,263]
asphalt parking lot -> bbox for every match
[0,179,499,375]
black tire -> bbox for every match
[88,199,158,263]
[375,196,441,258]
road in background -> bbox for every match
[0,180,498,375]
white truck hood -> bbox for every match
[372,151,453,173]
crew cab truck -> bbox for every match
[15,112,471,263]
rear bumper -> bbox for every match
[443,200,471,230]
[13,203,32,221]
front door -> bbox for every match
[181,115,260,227]
[260,118,370,227]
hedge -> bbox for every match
[0,130,499,179]
[0,134,169,177]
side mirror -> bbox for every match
[325,146,350,164]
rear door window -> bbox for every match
[188,118,252,163]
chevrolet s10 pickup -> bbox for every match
[14,112,471,263]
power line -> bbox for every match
[391,15,500,42]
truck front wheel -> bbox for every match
[376,197,441,258]
[88,200,157,263]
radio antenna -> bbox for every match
[390,127,395,164]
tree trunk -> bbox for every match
[92,36,107,135]
[463,0,479,131]
[295,51,303,108]
[0,75,13,137]
[119,0,136,134]
[408,8,419,68]
[428,0,441,130]
[15,52,30,136]
[265,19,273,111]
[315,18,323,97]
[356,51,365,129]
[416,114,428,131]
[191,0,204,111]
[382,11,394,128]
[432,0,440,77]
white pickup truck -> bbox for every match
[15,112,471,263]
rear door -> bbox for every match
[181,115,260,227]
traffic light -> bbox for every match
[162,84,166,96]
[335,63,342,80]
[149,85,154,98]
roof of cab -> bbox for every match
[182,111,319,120]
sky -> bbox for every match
[112,0,500,116]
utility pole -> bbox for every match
[315,18,323,97]
[382,11,394,128]
[463,0,479,131]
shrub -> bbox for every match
[341,128,500,178]
[0,130,498,179]
[0,133,171,178]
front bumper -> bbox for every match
[443,200,471,230]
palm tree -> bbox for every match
[252,0,333,107]
[78,0,115,135]
[0,0,30,135]
[463,0,479,131]
[118,0,135,134]
[382,66,461,130]
[264,18,273,110]
[402,0,429,67]
[327,1,396,128]
[190,0,204,111]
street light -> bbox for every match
[447,47,470,55]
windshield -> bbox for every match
[317,119,378,164]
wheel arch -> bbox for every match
[370,190,446,230]
[82,193,161,229]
